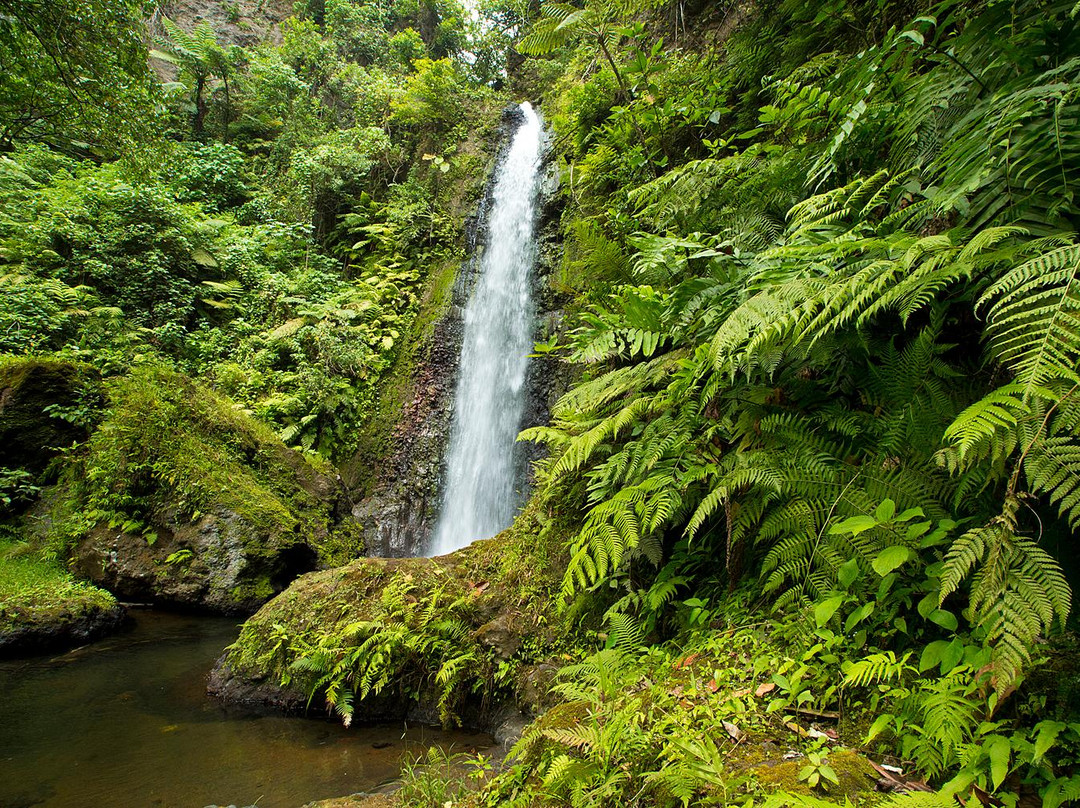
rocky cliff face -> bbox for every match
[347,105,569,558]
[148,0,294,48]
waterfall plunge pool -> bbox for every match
[0,609,491,808]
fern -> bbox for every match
[979,242,1080,394]
[940,497,1071,690]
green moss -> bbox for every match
[317,519,368,568]
[49,363,352,563]
[0,539,116,633]
[749,750,878,802]
[223,496,571,724]
[345,254,459,493]
[229,576,276,607]
[0,356,103,474]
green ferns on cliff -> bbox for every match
[508,0,1080,805]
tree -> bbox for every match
[151,18,231,140]
[517,0,650,98]
[517,0,658,164]
[0,0,153,151]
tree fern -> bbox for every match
[979,242,1080,395]
[940,497,1071,690]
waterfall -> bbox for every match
[429,102,544,556]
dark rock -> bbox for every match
[347,312,462,558]
[74,505,318,614]
[474,614,522,659]
[517,661,560,715]
[489,704,532,747]
[0,358,102,474]
[206,656,309,713]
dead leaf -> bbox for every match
[755,682,776,697]
[722,721,744,741]
[675,653,701,670]
[869,761,932,793]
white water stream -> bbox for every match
[429,102,544,556]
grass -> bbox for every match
[0,540,116,631]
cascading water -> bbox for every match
[429,102,544,556]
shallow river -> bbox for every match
[0,610,491,808]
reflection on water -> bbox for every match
[0,610,490,808]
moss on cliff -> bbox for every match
[55,364,343,551]
[0,356,104,476]
[345,253,460,495]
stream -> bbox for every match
[0,610,491,808]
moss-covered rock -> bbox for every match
[303,796,395,808]
[0,544,124,656]
[209,502,567,730]
[743,747,879,800]
[0,356,103,474]
[53,364,359,613]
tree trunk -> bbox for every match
[597,35,655,176]
[194,74,206,140]
[222,71,230,143]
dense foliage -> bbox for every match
[496,0,1080,805]
[0,0,506,640]
[0,0,505,464]
[2,0,1080,807]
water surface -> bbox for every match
[0,610,490,808]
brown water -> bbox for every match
[0,610,491,808]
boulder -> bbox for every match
[0,583,125,657]
[74,506,318,614]
[57,365,358,614]
[0,357,102,473]
[208,508,566,733]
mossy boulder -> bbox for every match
[303,796,394,808]
[72,506,319,613]
[738,746,879,799]
[56,365,359,613]
[209,504,567,732]
[0,545,124,656]
[0,357,103,473]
